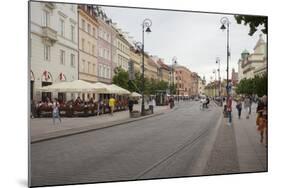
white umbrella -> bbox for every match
[107,84,130,95]
[38,80,107,93]
[130,92,142,97]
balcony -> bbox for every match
[44,2,56,10]
[42,26,57,44]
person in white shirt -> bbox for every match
[52,98,61,125]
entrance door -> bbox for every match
[42,82,52,102]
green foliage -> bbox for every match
[234,15,267,36]
[113,68,170,95]
[112,67,129,90]
[236,74,267,97]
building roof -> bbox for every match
[254,34,266,51]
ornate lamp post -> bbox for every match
[220,17,230,98]
[140,18,152,116]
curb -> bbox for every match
[31,110,168,144]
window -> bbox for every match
[88,41,91,53]
[59,19,65,36]
[70,4,75,12]
[44,44,50,61]
[71,25,75,42]
[99,64,102,77]
[82,19,85,31]
[103,65,106,78]
[99,48,102,57]
[108,67,111,78]
[88,62,90,73]
[70,54,75,67]
[92,45,95,55]
[60,50,65,65]
[82,60,85,72]
[82,38,85,51]
[87,23,91,34]
[92,64,96,74]
[92,27,96,37]
[103,49,106,58]
[42,10,50,27]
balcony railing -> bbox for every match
[42,26,57,43]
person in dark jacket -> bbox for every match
[128,98,134,113]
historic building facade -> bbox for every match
[78,5,98,83]
[30,2,78,101]
[93,6,113,84]
[174,65,193,96]
[238,34,267,81]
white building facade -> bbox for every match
[30,2,78,102]
[238,34,267,81]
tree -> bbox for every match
[112,67,129,90]
[234,15,267,36]
[235,74,267,97]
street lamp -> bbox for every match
[220,17,230,98]
[213,69,217,97]
[216,57,222,106]
[140,18,152,116]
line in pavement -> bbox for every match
[133,107,222,180]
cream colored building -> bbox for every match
[129,46,142,74]
[115,29,131,71]
[238,34,267,81]
[30,2,78,102]
[78,5,98,83]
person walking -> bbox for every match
[128,98,134,113]
[256,95,267,144]
[226,96,232,126]
[244,96,251,119]
[236,99,242,119]
[52,98,61,125]
[109,96,116,115]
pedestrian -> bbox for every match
[256,95,267,144]
[52,98,61,125]
[128,98,134,113]
[109,95,116,115]
[236,99,242,119]
[226,96,232,126]
[244,96,251,119]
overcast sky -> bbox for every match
[102,6,266,83]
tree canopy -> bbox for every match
[112,67,170,95]
[234,15,267,36]
[235,74,267,97]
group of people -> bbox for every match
[234,95,268,144]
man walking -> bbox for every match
[226,96,232,126]
[109,95,116,116]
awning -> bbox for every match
[38,80,107,93]
[106,84,130,95]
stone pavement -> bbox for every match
[30,104,172,143]
[204,102,267,175]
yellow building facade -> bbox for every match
[78,5,98,83]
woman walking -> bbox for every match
[256,95,267,144]
[244,96,251,119]
[236,99,242,119]
[52,98,61,125]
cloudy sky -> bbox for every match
[102,5,266,83]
